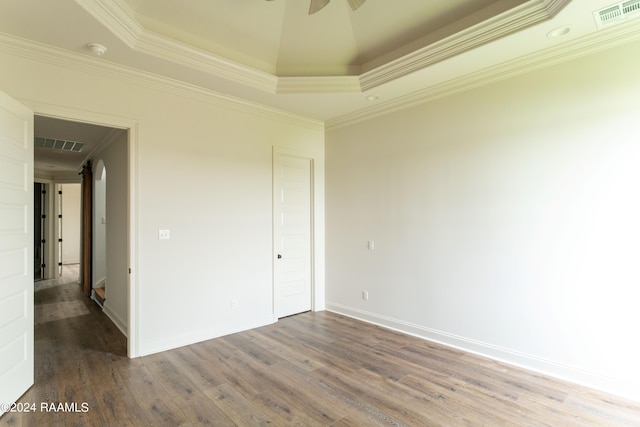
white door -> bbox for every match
[273,149,312,318]
[0,91,34,415]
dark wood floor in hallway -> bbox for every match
[2,275,640,426]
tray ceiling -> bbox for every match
[121,0,504,76]
[1,0,639,124]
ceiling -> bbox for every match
[34,116,124,175]
[2,0,640,173]
[122,0,505,77]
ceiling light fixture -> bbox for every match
[88,43,107,56]
[365,95,379,101]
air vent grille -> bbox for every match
[594,0,640,28]
[34,137,84,152]
[624,0,640,13]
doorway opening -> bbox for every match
[33,180,81,285]
[33,182,47,281]
[92,160,107,306]
[33,113,132,354]
[57,183,81,277]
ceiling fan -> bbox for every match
[308,0,366,14]
[267,0,367,15]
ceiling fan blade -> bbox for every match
[346,0,366,11]
[309,0,330,15]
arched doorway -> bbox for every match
[93,159,107,305]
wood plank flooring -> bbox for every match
[2,275,640,426]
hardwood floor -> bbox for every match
[2,275,639,426]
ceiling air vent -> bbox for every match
[594,0,640,28]
[34,137,85,152]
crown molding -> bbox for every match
[87,128,125,164]
[277,76,362,94]
[75,0,278,93]
[0,33,323,131]
[75,0,142,47]
[327,18,640,131]
[6,1,637,132]
[75,0,570,95]
[134,29,278,93]
[359,0,571,91]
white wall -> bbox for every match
[60,183,80,264]
[0,44,324,357]
[95,133,129,334]
[326,39,640,401]
[93,161,107,287]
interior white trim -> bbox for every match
[75,0,142,48]
[21,99,141,358]
[4,10,640,132]
[75,0,278,93]
[134,28,278,93]
[276,76,362,94]
[87,128,126,169]
[327,16,640,130]
[74,0,570,94]
[0,33,323,132]
[3,11,640,130]
[272,145,324,314]
[4,3,640,134]
[139,317,274,358]
[103,302,127,337]
[359,0,570,90]
[326,303,640,403]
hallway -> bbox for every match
[2,266,127,426]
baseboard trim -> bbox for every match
[103,303,127,338]
[138,316,277,357]
[326,303,640,402]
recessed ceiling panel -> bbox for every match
[129,0,287,73]
[121,0,509,77]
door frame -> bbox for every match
[23,100,140,358]
[272,145,325,320]
[33,180,55,281]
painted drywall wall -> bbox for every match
[326,39,640,401]
[94,132,129,334]
[93,161,107,287]
[0,46,324,356]
[60,183,80,264]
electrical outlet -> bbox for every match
[231,299,238,310]
[362,291,369,301]
[158,229,170,240]
[368,241,375,251]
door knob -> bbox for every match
[277,254,282,259]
